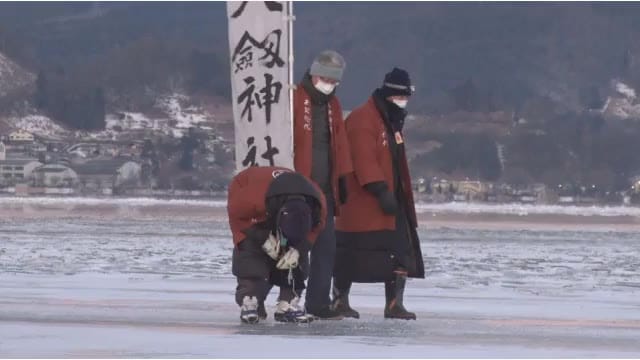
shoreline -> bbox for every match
[2,196,640,232]
[418,211,640,232]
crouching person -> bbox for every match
[227,166,326,324]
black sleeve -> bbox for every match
[239,222,271,250]
[363,181,389,196]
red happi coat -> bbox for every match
[293,85,353,213]
[227,166,327,246]
[335,97,418,232]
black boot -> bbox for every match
[384,273,416,320]
[331,284,360,319]
[258,300,267,320]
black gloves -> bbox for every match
[363,181,397,215]
[377,190,398,215]
[338,176,348,204]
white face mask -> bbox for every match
[314,80,336,95]
[392,99,408,109]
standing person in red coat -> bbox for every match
[333,68,425,320]
[228,166,326,324]
[293,50,353,319]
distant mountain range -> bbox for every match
[2,2,640,112]
[4,2,640,187]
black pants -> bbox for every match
[305,197,336,311]
[232,237,308,306]
[235,267,307,306]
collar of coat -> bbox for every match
[300,71,334,105]
[298,85,335,133]
[372,88,407,133]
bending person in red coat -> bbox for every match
[228,166,326,324]
[333,68,425,320]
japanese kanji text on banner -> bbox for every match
[227,1,293,171]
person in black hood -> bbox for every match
[228,167,326,324]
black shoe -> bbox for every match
[258,300,267,320]
[384,273,417,320]
[332,298,360,319]
[384,303,416,320]
[306,305,344,320]
[331,285,360,319]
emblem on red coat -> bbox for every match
[272,169,289,178]
[394,131,404,144]
[303,103,312,131]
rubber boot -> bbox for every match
[384,272,416,320]
[257,300,267,320]
[331,284,360,319]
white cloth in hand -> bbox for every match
[262,233,280,260]
[276,247,300,270]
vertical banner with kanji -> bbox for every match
[227,1,293,171]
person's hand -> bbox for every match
[377,191,398,215]
[276,247,300,270]
[261,233,280,260]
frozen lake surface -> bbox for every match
[1,200,640,357]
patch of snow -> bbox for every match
[105,112,155,131]
[605,97,640,120]
[599,96,611,113]
[0,52,35,96]
[104,93,216,139]
[615,81,636,99]
[11,114,69,139]
[156,93,212,130]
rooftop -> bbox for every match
[0,158,40,166]
[70,158,134,175]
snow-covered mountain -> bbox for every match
[602,80,640,120]
[1,92,231,145]
[0,52,34,97]
[100,93,221,139]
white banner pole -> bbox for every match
[288,1,295,168]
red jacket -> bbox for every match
[335,97,417,232]
[227,166,327,246]
[293,85,353,212]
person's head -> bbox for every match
[379,67,414,109]
[276,197,312,246]
[309,50,346,95]
[264,171,323,245]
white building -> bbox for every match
[0,141,5,161]
[71,159,142,193]
[32,164,79,188]
[8,130,35,142]
[0,158,42,185]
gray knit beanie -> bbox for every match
[309,50,346,82]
